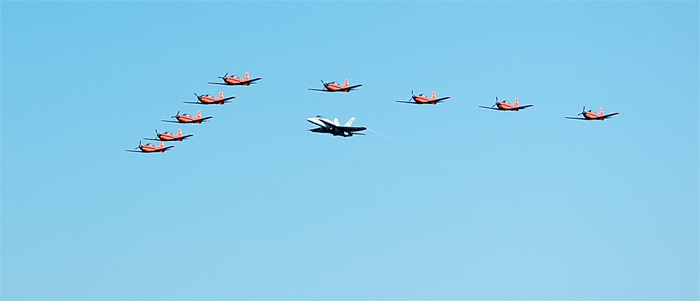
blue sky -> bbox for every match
[2,1,698,300]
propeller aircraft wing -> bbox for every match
[161,117,212,124]
[183,96,235,105]
[601,112,620,119]
[245,77,262,84]
[342,84,363,91]
[143,134,194,141]
[127,145,175,153]
[207,78,261,86]
[514,104,534,110]
[430,96,450,104]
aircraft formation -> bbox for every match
[126,72,261,153]
[128,73,619,153]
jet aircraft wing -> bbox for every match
[337,126,367,132]
[318,118,338,127]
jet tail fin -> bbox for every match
[345,117,355,126]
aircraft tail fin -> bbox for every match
[345,117,355,126]
[197,111,202,117]
[345,79,349,86]
[219,91,224,98]
[178,128,182,135]
[432,91,436,98]
[245,72,249,79]
[515,98,519,106]
[600,107,604,114]
[160,141,164,147]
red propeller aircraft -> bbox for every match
[126,141,174,153]
[396,90,450,105]
[162,111,213,124]
[208,72,262,86]
[144,129,193,142]
[184,92,235,105]
[479,97,533,111]
[309,79,362,92]
[565,106,620,121]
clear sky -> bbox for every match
[2,1,698,300]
